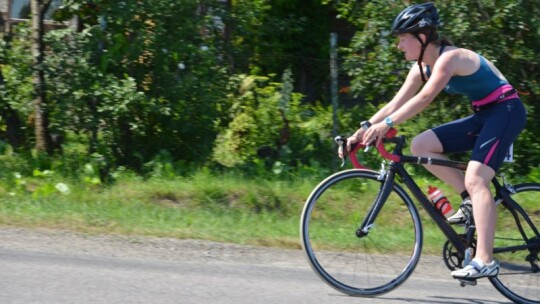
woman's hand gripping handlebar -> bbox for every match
[335,128,401,169]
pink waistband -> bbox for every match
[472,84,518,106]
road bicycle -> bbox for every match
[300,128,540,303]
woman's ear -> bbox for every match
[417,33,427,44]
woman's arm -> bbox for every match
[362,51,459,145]
[343,62,423,154]
[369,63,424,125]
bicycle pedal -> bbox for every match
[458,278,477,287]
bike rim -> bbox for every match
[300,169,423,296]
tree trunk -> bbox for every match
[31,0,52,154]
[223,0,235,72]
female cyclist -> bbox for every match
[342,2,527,280]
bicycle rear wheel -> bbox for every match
[491,182,540,304]
[300,169,422,297]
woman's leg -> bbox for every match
[450,160,499,278]
[410,129,467,194]
[463,99,526,263]
[465,161,497,263]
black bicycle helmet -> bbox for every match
[391,2,439,35]
[392,2,440,82]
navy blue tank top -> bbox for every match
[427,52,508,101]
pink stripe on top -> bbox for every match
[472,84,518,107]
[484,139,500,165]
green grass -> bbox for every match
[0,172,313,249]
[0,169,463,253]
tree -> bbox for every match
[1,0,536,179]
[41,0,233,171]
[222,0,334,102]
[31,0,53,154]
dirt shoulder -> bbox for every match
[0,225,307,268]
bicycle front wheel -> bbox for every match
[300,169,423,297]
[491,182,540,304]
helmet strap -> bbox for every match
[414,32,434,83]
[417,45,428,82]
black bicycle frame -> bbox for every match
[358,152,540,259]
[352,132,540,259]
[389,158,469,255]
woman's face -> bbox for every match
[397,33,421,61]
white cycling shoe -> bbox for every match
[451,258,500,279]
[448,197,503,225]
[447,198,472,225]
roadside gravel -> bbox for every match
[0,225,307,267]
[1,224,452,280]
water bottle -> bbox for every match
[427,185,455,218]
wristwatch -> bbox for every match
[360,120,372,130]
[384,116,394,128]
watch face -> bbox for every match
[385,117,393,127]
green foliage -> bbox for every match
[212,69,336,177]
[0,0,539,180]
[1,0,234,175]
[0,29,33,112]
[213,71,298,167]
[0,24,34,144]
[225,0,333,104]
[70,0,231,168]
[44,27,150,174]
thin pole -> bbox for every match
[330,33,339,169]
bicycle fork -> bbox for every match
[356,167,395,238]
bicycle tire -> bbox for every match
[490,182,540,304]
[300,169,423,296]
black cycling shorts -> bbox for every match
[431,98,526,172]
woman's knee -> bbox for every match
[464,175,484,194]
[410,130,442,156]
[464,161,495,194]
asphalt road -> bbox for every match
[0,227,512,304]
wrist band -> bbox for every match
[360,120,372,130]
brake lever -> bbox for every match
[364,138,377,153]
[364,145,372,153]
[334,135,348,168]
